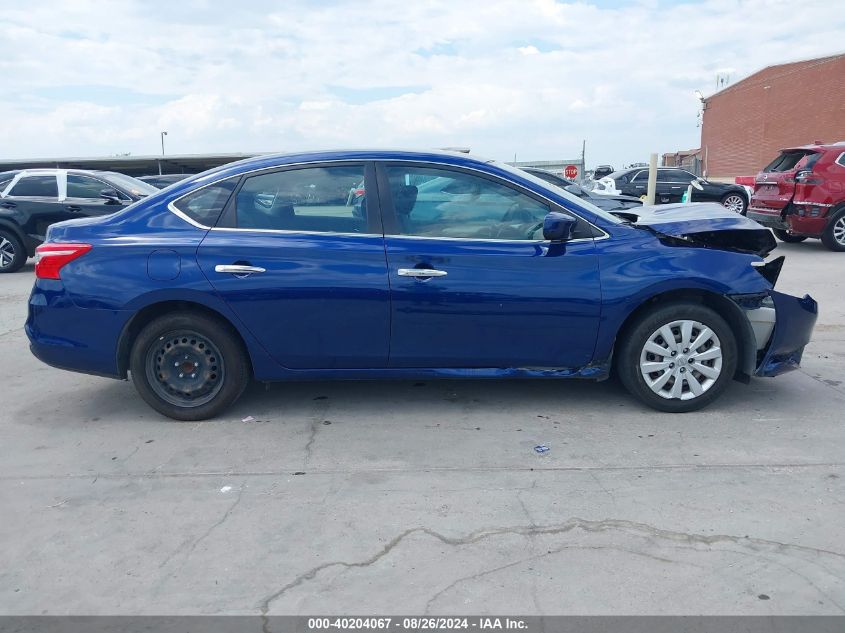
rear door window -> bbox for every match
[66,174,113,199]
[8,175,58,198]
[234,165,368,234]
[658,170,695,183]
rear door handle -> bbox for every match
[214,264,266,275]
[398,268,447,278]
[65,205,83,212]
[0,201,15,209]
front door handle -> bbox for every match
[398,268,447,278]
[65,205,83,212]
[214,264,266,275]
[0,201,15,209]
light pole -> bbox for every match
[159,131,168,175]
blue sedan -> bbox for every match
[25,150,817,420]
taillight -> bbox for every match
[796,170,823,185]
[35,243,92,280]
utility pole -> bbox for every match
[646,152,658,205]
[581,139,586,183]
[159,131,168,175]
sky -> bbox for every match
[0,0,842,168]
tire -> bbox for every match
[0,230,27,273]
[721,192,747,215]
[617,302,737,413]
[821,207,845,252]
[772,229,807,243]
[129,312,250,421]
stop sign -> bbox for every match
[564,164,578,179]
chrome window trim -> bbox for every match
[210,226,379,239]
[208,226,604,244]
[165,157,610,242]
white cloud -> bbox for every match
[0,0,842,168]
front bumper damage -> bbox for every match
[753,290,818,377]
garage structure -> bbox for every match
[697,53,845,180]
[0,152,265,178]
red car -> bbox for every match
[747,142,845,250]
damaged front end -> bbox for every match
[617,203,818,379]
[730,256,817,379]
[615,202,777,257]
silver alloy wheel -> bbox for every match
[639,319,723,400]
[0,237,15,269]
[722,195,745,214]
[834,216,845,246]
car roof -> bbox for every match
[778,141,845,152]
[188,149,495,183]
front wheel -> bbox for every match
[821,208,845,252]
[617,303,737,413]
[773,229,807,243]
[721,193,747,215]
[129,312,250,421]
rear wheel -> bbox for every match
[0,230,26,273]
[129,312,250,421]
[617,303,737,413]
[821,207,845,252]
[721,193,747,215]
[773,229,807,243]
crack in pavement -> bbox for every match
[423,544,681,615]
[156,485,245,576]
[256,516,845,626]
[798,368,845,396]
[303,398,330,468]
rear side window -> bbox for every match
[837,153,845,168]
[764,151,816,173]
[67,174,114,199]
[173,177,239,227]
[234,165,367,233]
[9,175,58,198]
[658,170,694,183]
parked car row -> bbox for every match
[25,149,816,421]
[521,168,643,212]
[0,169,159,272]
[595,167,749,214]
[0,170,196,272]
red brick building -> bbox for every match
[697,53,845,180]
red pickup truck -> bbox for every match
[747,142,845,251]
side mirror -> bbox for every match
[543,211,577,242]
[691,179,705,190]
[100,188,122,203]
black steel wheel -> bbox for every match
[130,312,249,421]
[145,329,226,408]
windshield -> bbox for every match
[604,170,632,182]
[495,162,623,224]
[100,172,159,197]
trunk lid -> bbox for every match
[616,202,777,257]
[750,149,820,215]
